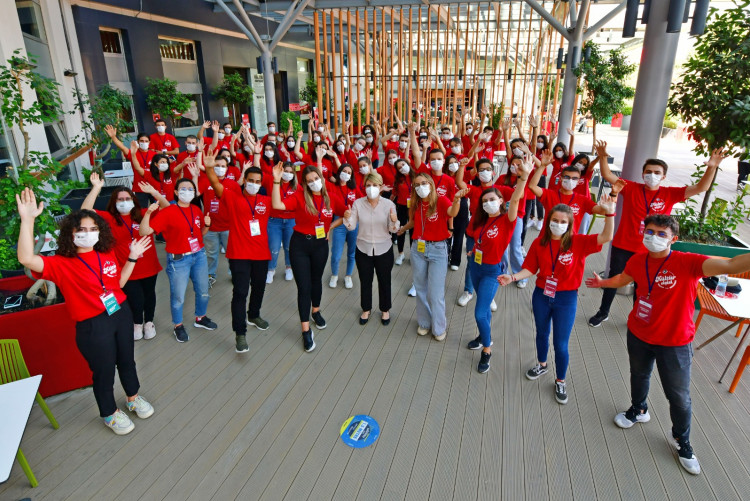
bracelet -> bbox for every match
[127,257,138,263]
[605,213,616,218]
[273,181,281,184]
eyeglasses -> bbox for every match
[644,229,671,238]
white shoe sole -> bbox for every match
[127,405,154,419]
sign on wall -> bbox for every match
[250,69,268,135]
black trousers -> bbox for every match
[289,231,329,322]
[739,161,750,186]
[122,273,158,324]
[355,247,394,312]
[598,245,636,315]
[229,258,269,335]
[449,198,469,267]
[75,302,140,417]
[395,203,413,253]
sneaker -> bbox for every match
[104,409,135,435]
[674,438,701,475]
[208,275,217,288]
[194,316,218,330]
[266,270,275,284]
[417,326,430,336]
[525,363,548,380]
[284,268,294,281]
[467,337,494,350]
[535,219,543,231]
[490,299,497,312]
[614,406,651,429]
[134,324,143,341]
[588,311,610,328]
[516,279,528,289]
[408,284,417,297]
[247,317,269,331]
[235,334,249,353]
[311,311,327,329]
[395,253,405,266]
[329,275,338,288]
[521,247,527,258]
[220,246,226,254]
[302,329,316,352]
[450,265,459,271]
[344,276,353,289]
[126,395,154,419]
[457,291,474,306]
[478,351,492,374]
[526,218,536,229]
[174,324,189,343]
[433,331,447,341]
[143,321,156,340]
[555,380,568,404]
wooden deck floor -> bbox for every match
[2,224,750,501]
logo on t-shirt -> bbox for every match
[569,203,581,216]
[650,199,666,212]
[194,216,202,228]
[255,202,267,215]
[132,223,140,231]
[486,226,498,239]
[427,211,439,222]
[558,251,574,266]
[321,208,333,218]
[102,260,118,277]
[164,140,172,148]
[436,186,448,197]
[655,270,677,289]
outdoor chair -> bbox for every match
[694,271,750,339]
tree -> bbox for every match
[73,84,134,160]
[573,42,635,148]
[144,77,191,129]
[212,73,254,128]
[299,76,317,106]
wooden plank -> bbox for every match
[322,10,331,129]
[314,12,324,121]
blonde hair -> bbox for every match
[409,173,438,220]
[301,165,331,215]
[363,172,383,186]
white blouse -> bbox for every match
[343,197,400,256]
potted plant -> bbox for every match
[213,72,254,129]
[661,112,678,138]
[144,77,192,130]
[619,105,633,131]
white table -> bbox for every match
[0,374,41,484]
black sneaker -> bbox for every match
[674,438,701,474]
[173,324,189,343]
[208,276,217,288]
[467,337,494,350]
[247,317,269,330]
[555,380,568,404]
[525,363,548,380]
[194,316,218,330]
[478,351,491,374]
[588,311,609,327]
[302,329,316,352]
[235,335,249,353]
[311,311,327,329]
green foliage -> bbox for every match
[351,103,368,128]
[299,76,317,105]
[669,0,750,160]
[663,111,678,129]
[0,239,21,273]
[489,105,504,130]
[574,43,636,125]
[144,77,192,128]
[621,105,633,116]
[72,84,134,159]
[280,111,302,136]
[538,77,563,103]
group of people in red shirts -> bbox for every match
[14,114,750,478]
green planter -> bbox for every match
[672,235,750,258]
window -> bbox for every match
[16,0,46,41]
[159,38,196,61]
[100,30,122,54]
[172,95,204,129]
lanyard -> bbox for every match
[558,190,575,207]
[118,214,134,238]
[242,193,258,219]
[548,240,564,276]
[76,252,106,292]
[137,151,149,169]
[645,251,672,298]
[476,216,497,246]
[642,187,661,216]
[178,205,195,235]
[281,182,293,201]
[313,194,324,222]
[419,201,428,234]
[434,174,444,191]
[342,185,352,207]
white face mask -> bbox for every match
[359,165,370,175]
[536,141,544,149]
[116,200,134,214]
[157,162,169,172]
[365,136,374,144]
[398,164,410,175]
[562,178,578,191]
[138,141,149,151]
[317,126,325,133]
[430,159,444,171]
[353,143,363,152]
[339,171,351,183]
[478,170,493,183]
[287,141,295,148]
[466,127,473,135]
[156,125,166,133]
[483,200,500,214]
[336,144,345,152]
[186,143,197,153]
[415,184,431,199]
[573,162,584,171]
[177,189,194,203]
[388,157,396,165]
[214,166,227,177]
[554,150,564,159]
[399,141,408,149]
[448,162,459,173]
[512,147,524,157]
[366,186,380,200]
[224,127,232,134]
[391,135,398,142]
[244,145,252,152]
[509,164,518,175]
[281,171,295,182]
[643,233,671,253]
[313,135,321,142]
[643,173,662,188]
[451,146,461,155]
[245,182,261,195]
[442,133,452,140]
[264,150,274,159]
[549,221,568,236]
[308,179,323,192]
[217,132,225,140]
[268,126,276,133]
[74,231,99,248]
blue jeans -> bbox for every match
[578,212,592,234]
[411,240,448,335]
[502,217,525,278]
[267,217,295,271]
[531,287,578,380]
[330,219,358,276]
[204,229,229,277]
[627,330,693,442]
[470,261,503,347]
[463,236,475,293]
[166,248,210,325]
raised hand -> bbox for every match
[598,193,616,215]
[297,130,304,140]
[272,161,283,181]
[502,117,511,131]
[145,202,160,214]
[610,178,626,196]
[706,147,727,168]
[516,159,530,179]
[459,157,470,167]
[315,145,327,160]
[186,162,200,179]
[528,115,539,128]
[16,188,44,221]
[211,121,220,132]
[129,140,138,152]
[104,124,117,139]
[454,187,470,200]
[585,273,604,288]
[513,117,522,129]
[137,181,157,195]
[128,235,153,259]
[481,105,489,115]
[202,120,211,129]
[254,142,262,154]
[497,274,513,286]
[566,127,576,137]
[90,171,105,189]
[595,140,608,158]
[203,151,217,168]
[540,149,554,166]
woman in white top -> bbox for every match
[344,172,400,326]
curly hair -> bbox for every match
[56,209,116,257]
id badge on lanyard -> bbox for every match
[100,290,121,315]
[210,199,220,214]
[544,277,558,298]
[315,223,326,239]
[188,236,201,252]
[639,220,645,236]
[417,239,426,253]
[636,297,653,323]
[249,219,261,236]
[474,249,483,265]
[406,197,411,209]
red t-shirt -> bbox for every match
[549,155,575,179]
[282,190,346,236]
[377,163,397,189]
[624,251,709,346]
[467,213,516,265]
[477,143,497,160]
[329,183,362,208]
[539,188,597,232]
[126,150,156,192]
[549,167,595,198]
[497,174,535,211]
[363,143,379,161]
[385,140,399,152]
[32,251,127,322]
[143,171,176,202]
[413,196,452,241]
[394,177,413,206]
[199,177,240,232]
[268,181,299,218]
[431,173,457,200]
[149,133,179,153]
[613,182,687,253]
[523,234,602,291]
[96,210,161,280]
[149,204,205,254]
[175,150,202,174]
[298,153,334,179]
[220,190,272,260]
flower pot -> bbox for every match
[0,268,26,278]
[661,127,675,138]
[620,115,632,131]
[672,235,750,258]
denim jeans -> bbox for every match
[578,212,592,235]
[411,240,448,335]
[330,219,358,277]
[267,217,295,271]
[166,248,210,325]
[502,217,524,277]
[532,287,578,380]
[627,330,693,442]
[463,236,475,293]
[204,230,229,277]
[470,261,503,347]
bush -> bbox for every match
[621,105,633,116]
[280,111,302,136]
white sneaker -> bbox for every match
[126,395,154,419]
[395,253,405,266]
[134,324,143,341]
[284,268,294,281]
[516,279,528,289]
[490,299,497,312]
[450,265,459,271]
[266,270,274,284]
[143,321,156,340]
[104,409,134,435]
[674,439,701,475]
[521,247,527,258]
[614,408,651,429]
[344,276,353,289]
[535,220,544,231]
[417,326,430,336]
[329,275,338,288]
[220,247,226,254]
[408,284,417,297]
[457,291,474,306]
[526,218,536,229]
[433,331,447,341]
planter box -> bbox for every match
[620,115,632,131]
[0,275,91,397]
[610,113,623,128]
[672,235,750,258]
[61,187,150,212]
[661,127,675,138]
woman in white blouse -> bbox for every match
[344,172,400,325]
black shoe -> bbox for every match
[526,363,548,380]
[359,314,370,325]
[555,380,568,404]
[311,311,327,329]
[302,329,316,352]
[381,314,390,326]
[467,337,494,350]
[588,311,609,328]
[235,335,249,353]
[173,324,189,343]
[194,316,218,330]
[478,351,491,374]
